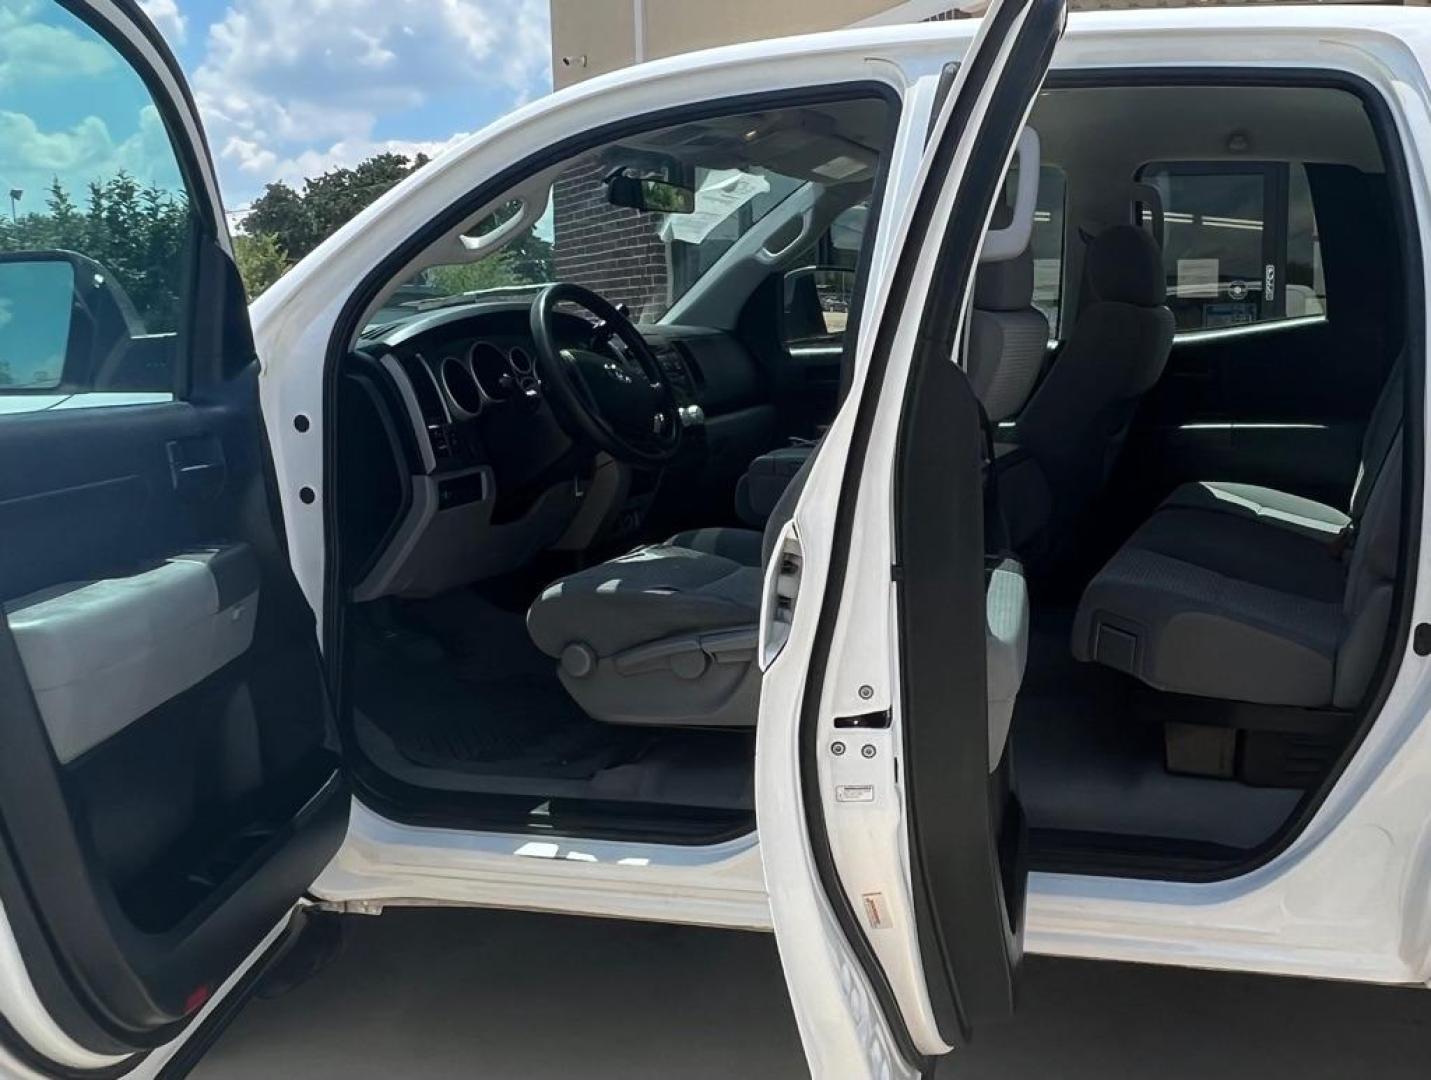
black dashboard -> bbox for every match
[337,294,776,598]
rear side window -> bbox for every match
[1029,165,1067,334]
[0,3,197,397]
[1138,161,1327,333]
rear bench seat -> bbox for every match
[1071,367,1403,780]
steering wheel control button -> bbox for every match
[560,643,597,679]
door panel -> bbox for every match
[756,1,1064,1076]
[0,1,345,1067]
[0,377,346,1056]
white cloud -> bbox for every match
[0,2,183,202]
[0,105,183,202]
[138,0,186,45]
[192,0,551,199]
[0,0,114,87]
[238,131,473,189]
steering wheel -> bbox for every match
[530,283,684,467]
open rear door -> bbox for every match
[0,2,346,1074]
[755,1,1065,1076]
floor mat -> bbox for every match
[354,588,754,814]
[352,584,643,778]
[1013,606,1301,849]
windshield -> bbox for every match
[367,98,890,333]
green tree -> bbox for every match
[426,253,524,295]
[233,232,289,299]
[45,178,80,242]
[0,173,191,333]
[505,229,554,282]
[243,151,431,263]
[242,180,313,259]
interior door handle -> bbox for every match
[166,438,227,501]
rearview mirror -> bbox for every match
[605,171,695,215]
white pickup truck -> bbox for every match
[0,1,1429,1076]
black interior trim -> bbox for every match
[1032,66,1425,885]
[321,83,901,843]
[796,0,1060,1068]
[152,910,305,1080]
[890,0,1062,1047]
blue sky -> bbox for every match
[143,0,552,213]
[1,1,551,217]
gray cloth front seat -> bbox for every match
[529,445,1030,756]
[1072,366,1403,709]
[527,453,812,728]
[997,224,1175,552]
[527,248,1052,734]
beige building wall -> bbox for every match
[552,0,1423,89]
[552,0,900,89]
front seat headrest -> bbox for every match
[1088,224,1166,308]
[975,249,1036,312]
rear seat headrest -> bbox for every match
[975,249,1036,312]
[1088,224,1166,308]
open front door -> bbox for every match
[755,1,1065,1076]
[0,2,346,1074]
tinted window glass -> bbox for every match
[375,97,894,332]
[1139,162,1327,333]
[0,1,195,395]
[781,201,867,351]
[1030,166,1066,333]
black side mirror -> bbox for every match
[0,249,142,390]
[782,265,857,347]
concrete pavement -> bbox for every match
[194,907,1431,1078]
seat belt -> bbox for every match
[977,401,1014,558]
[1332,418,1403,559]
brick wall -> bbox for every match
[552,158,671,321]
[546,6,973,316]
